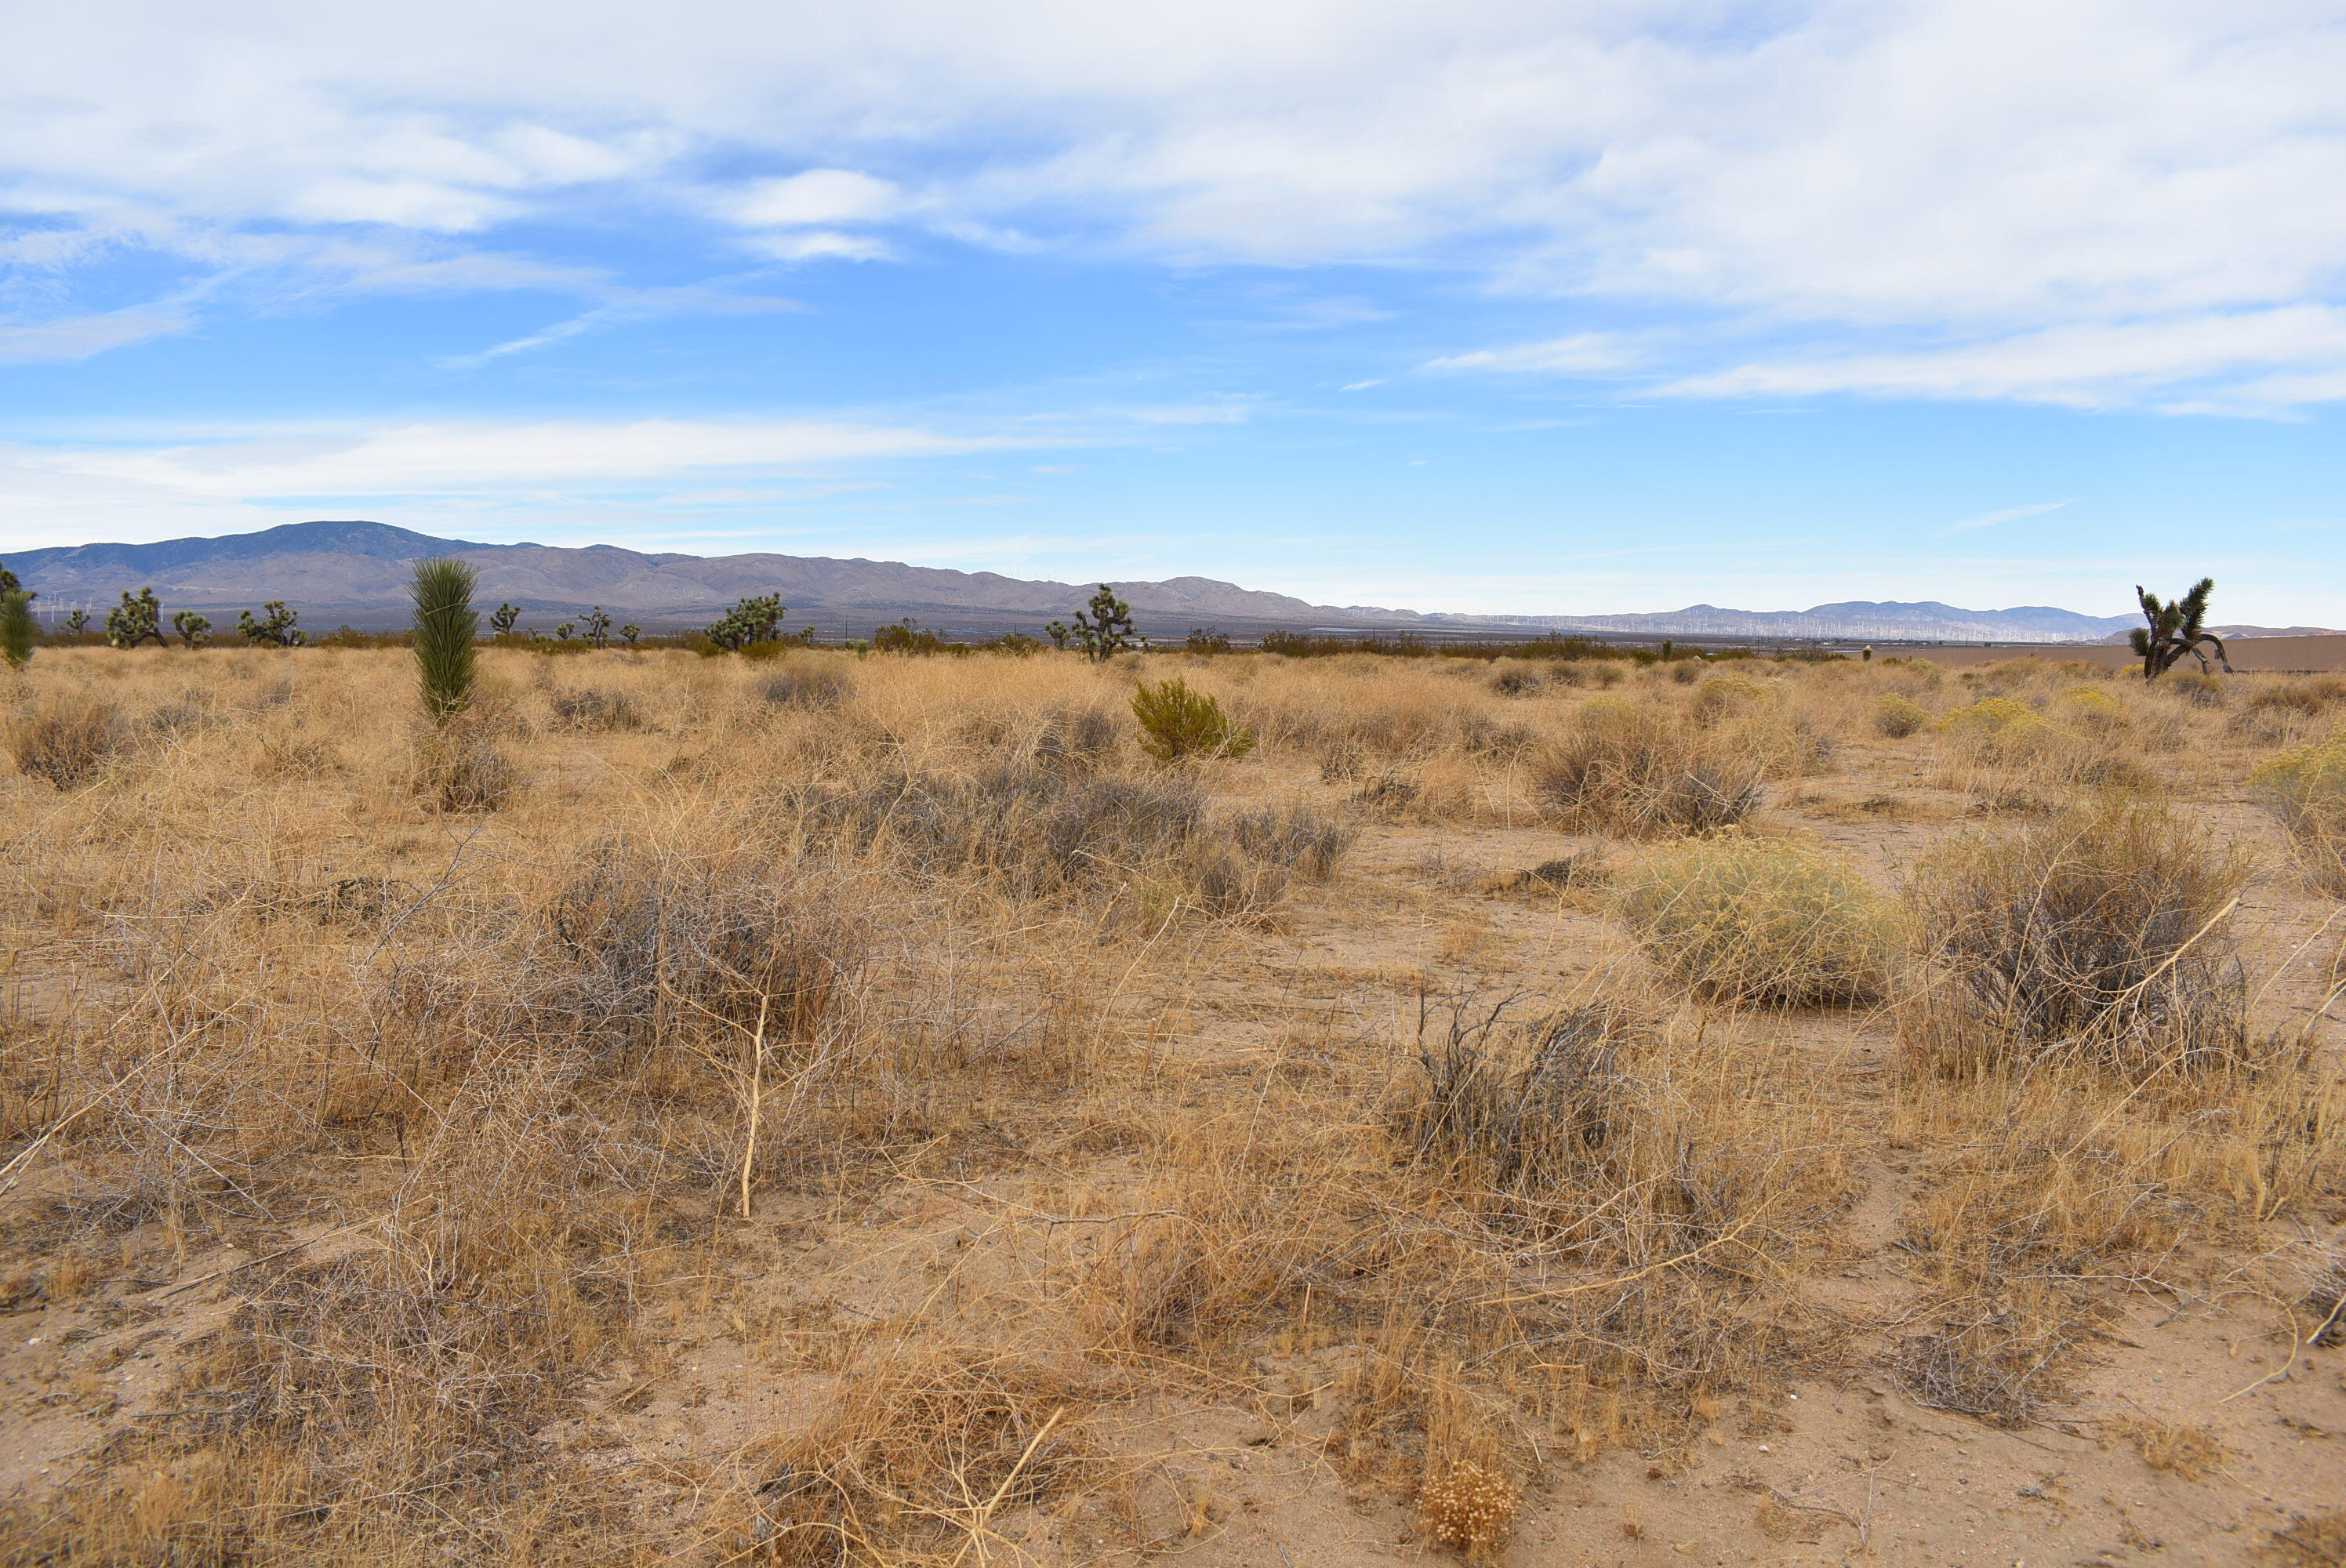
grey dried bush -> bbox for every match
[789,767,1206,901]
[1229,801,1356,880]
[743,1347,1097,1566]
[548,685,645,731]
[1532,699,1763,836]
[1907,803,2254,1077]
[412,729,516,813]
[1391,996,1637,1198]
[548,845,867,1056]
[1030,703,1120,771]
[756,664,851,709]
[10,691,125,787]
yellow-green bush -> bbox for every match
[2251,736,2346,893]
[1873,694,1930,738]
[1614,837,1903,1005]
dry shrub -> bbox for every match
[1905,804,2253,1077]
[1886,1311,2069,1428]
[1419,1458,1520,1560]
[2169,670,2226,707]
[1030,704,1120,771]
[1390,1000,1639,1195]
[548,684,645,731]
[757,662,852,709]
[1356,993,1853,1468]
[2228,678,2346,744]
[9,689,125,787]
[548,842,866,1058]
[411,726,517,812]
[2109,1416,2227,1481]
[13,1058,650,1563]
[2302,1249,2346,1348]
[743,1347,1098,1566]
[1614,837,1902,1006]
[1532,699,1763,837]
[2251,736,2346,893]
[790,768,1204,900]
[785,767,1345,919]
[1873,694,1930,738]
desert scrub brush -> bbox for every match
[1616,835,1903,1005]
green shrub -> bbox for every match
[1131,678,1255,761]
[1615,837,1902,1005]
[1872,694,1930,738]
[410,558,480,726]
[0,590,33,671]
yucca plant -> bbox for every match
[410,557,480,726]
[1,589,34,670]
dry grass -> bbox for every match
[1905,802,2257,1077]
[0,643,2337,1565]
[1531,699,1765,836]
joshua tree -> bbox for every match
[705,593,785,651]
[106,587,167,648]
[1070,584,1136,662]
[582,606,613,649]
[489,601,521,636]
[619,622,642,646]
[171,610,213,648]
[555,620,578,642]
[2132,579,2232,680]
[0,558,29,599]
[1043,620,1072,651]
[238,601,307,647]
[410,557,480,726]
[63,608,88,636]
[1,590,34,671]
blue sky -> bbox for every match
[3,1,2343,620]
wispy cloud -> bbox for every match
[1941,499,2075,536]
[1421,334,1644,376]
[0,307,192,361]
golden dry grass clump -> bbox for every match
[1614,835,1904,1005]
[1418,1457,1521,1559]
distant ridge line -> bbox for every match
[4,521,2329,642]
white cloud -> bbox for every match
[22,418,1041,499]
[1941,499,2074,536]
[1422,332,1643,375]
[2,2,2344,402]
[724,169,902,228]
[0,307,191,361]
[1657,307,2346,411]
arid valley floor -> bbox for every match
[2,644,2342,1567]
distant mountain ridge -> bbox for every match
[3,521,2328,643]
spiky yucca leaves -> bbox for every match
[2131,578,2230,680]
[409,557,480,726]
[105,586,167,648]
[0,588,33,670]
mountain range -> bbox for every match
[2,521,2326,644]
